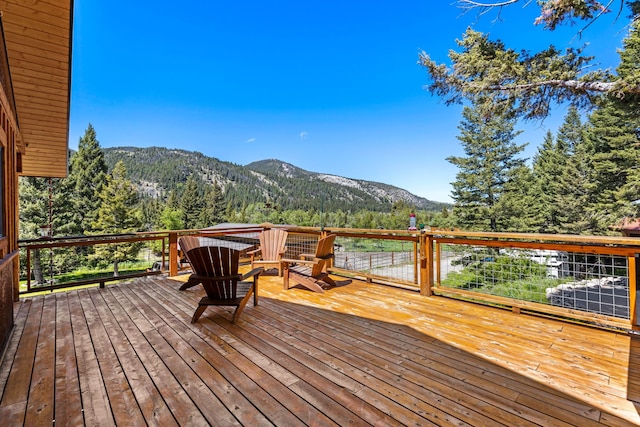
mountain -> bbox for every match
[103,147,448,212]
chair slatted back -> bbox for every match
[186,246,242,300]
[311,234,336,277]
[259,229,288,261]
[179,236,201,261]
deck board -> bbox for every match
[2,273,640,426]
[54,293,84,427]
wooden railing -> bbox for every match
[423,230,640,329]
[19,232,169,295]
[18,225,640,329]
[17,225,269,296]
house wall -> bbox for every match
[0,67,23,355]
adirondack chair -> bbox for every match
[178,235,204,290]
[282,234,336,293]
[186,245,264,323]
[247,229,288,276]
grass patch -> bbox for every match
[20,260,154,293]
[441,255,565,304]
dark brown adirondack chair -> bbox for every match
[247,229,288,276]
[178,235,204,290]
[186,245,263,323]
[282,234,336,293]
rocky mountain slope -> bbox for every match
[104,147,447,212]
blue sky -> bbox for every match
[69,1,630,203]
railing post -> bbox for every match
[436,242,441,285]
[169,232,178,277]
[413,240,418,284]
[420,233,433,296]
[161,236,166,271]
[26,247,31,292]
[13,254,20,302]
[630,254,638,329]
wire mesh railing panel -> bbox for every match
[284,233,320,260]
[438,244,630,320]
[333,236,417,284]
[20,238,164,293]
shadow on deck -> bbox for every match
[1,271,639,426]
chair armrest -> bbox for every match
[247,248,261,256]
[281,258,318,266]
[192,273,243,282]
[242,267,264,280]
[298,253,316,260]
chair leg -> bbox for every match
[191,304,207,323]
[322,275,336,287]
[253,278,259,306]
[295,277,325,293]
[232,287,254,324]
[179,275,201,290]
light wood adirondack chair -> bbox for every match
[186,246,263,323]
[247,229,288,276]
[282,234,336,293]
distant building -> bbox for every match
[612,217,640,237]
[527,249,570,279]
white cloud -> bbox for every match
[300,131,307,141]
[247,138,256,143]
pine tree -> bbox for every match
[19,177,49,239]
[586,101,640,231]
[180,175,203,229]
[19,175,80,281]
[166,189,180,209]
[531,131,560,232]
[550,107,596,234]
[49,174,85,274]
[585,22,640,232]
[225,201,237,223]
[69,124,108,234]
[139,197,161,231]
[198,181,225,227]
[557,141,597,233]
[498,166,539,232]
[419,3,640,121]
[532,107,585,233]
[556,106,584,154]
[448,101,526,231]
[18,177,49,283]
[92,161,143,275]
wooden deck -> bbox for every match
[1,272,640,426]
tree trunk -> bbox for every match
[32,249,45,284]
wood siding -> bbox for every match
[0,62,23,353]
[1,0,73,178]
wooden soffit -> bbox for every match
[1,0,73,178]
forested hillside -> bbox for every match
[103,147,447,212]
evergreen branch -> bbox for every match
[472,79,637,94]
